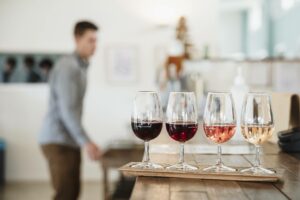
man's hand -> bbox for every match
[85,142,102,161]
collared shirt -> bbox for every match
[39,52,90,148]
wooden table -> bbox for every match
[129,138,300,199]
[101,145,143,200]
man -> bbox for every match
[39,21,101,200]
[24,56,42,83]
[1,57,17,83]
[39,58,53,82]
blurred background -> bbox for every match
[0,0,300,199]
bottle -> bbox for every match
[231,66,249,143]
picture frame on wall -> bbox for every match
[0,52,65,84]
[105,45,139,84]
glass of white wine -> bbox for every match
[240,92,275,174]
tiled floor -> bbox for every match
[0,181,104,200]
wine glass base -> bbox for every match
[166,162,198,171]
[130,162,164,169]
[203,164,237,172]
[240,166,275,174]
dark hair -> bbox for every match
[24,56,35,68]
[6,57,17,68]
[39,58,53,70]
[74,21,98,37]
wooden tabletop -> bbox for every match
[129,130,300,200]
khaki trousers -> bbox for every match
[41,144,81,200]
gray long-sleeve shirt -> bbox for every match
[39,52,91,148]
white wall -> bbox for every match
[0,0,218,181]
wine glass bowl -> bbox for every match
[241,125,274,146]
[203,124,236,144]
[131,121,162,141]
[166,122,198,142]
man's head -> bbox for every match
[4,57,17,72]
[5,57,17,71]
[39,58,53,72]
[74,21,98,59]
[24,56,35,69]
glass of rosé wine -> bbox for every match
[240,93,275,174]
[166,92,198,171]
[131,91,164,169]
[203,92,237,172]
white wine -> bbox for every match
[241,125,274,145]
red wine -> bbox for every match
[166,122,198,142]
[203,124,236,144]
[131,121,163,141]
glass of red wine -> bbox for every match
[131,91,163,169]
[203,92,237,172]
[166,92,198,170]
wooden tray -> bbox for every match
[119,162,284,182]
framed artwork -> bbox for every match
[105,45,139,84]
[0,52,65,84]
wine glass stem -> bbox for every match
[254,145,261,168]
[179,143,185,164]
[217,145,222,165]
[143,141,150,163]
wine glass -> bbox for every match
[131,91,163,169]
[203,92,237,172]
[166,92,198,170]
[240,93,275,174]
